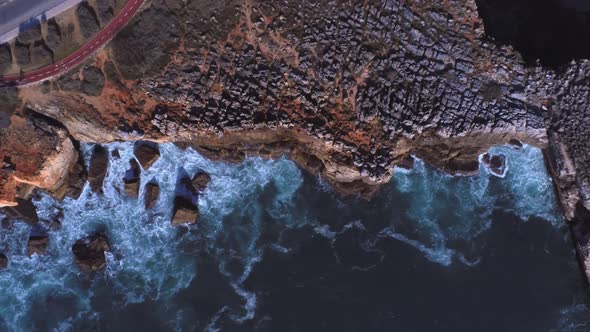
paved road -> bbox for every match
[0,0,84,43]
[0,0,143,87]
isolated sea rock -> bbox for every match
[72,233,110,272]
[191,172,211,192]
[123,159,141,197]
[88,145,109,193]
[133,141,160,170]
[27,224,49,256]
[0,253,7,269]
[144,182,159,209]
[171,197,198,226]
[481,153,507,177]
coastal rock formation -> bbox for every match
[72,233,110,272]
[2,0,590,278]
[171,197,198,226]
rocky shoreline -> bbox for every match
[2,0,590,280]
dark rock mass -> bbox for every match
[481,153,507,177]
[77,2,100,39]
[0,253,7,269]
[171,197,198,226]
[72,233,110,272]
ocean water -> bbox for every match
[0,142,588,331]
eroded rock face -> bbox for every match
[72,233,110,272]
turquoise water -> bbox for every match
[0,143,587,331]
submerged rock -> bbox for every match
[88,145,109,193]
[481,153,507,177]
[72,233,110,272]
[123,159,141,197]
[171,197,198,226]
[191,172,211,192]
[133,141,160,170]
[508,139,523,149]
[144,182,159,209]
[0,253,7,269]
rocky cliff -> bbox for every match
[2,0,590,278]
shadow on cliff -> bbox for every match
[476,0,590,68]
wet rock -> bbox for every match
[192,172,211,192]
[171,197,198,226]
[27,224,49,256]
[144,182,159,209]
[0,253,7,269]
[72,233,110,272]
[134,141,160,170]
[88,145,109,193]
[481,153,507,177]
[123,159,141,197]
[4,198,39,225]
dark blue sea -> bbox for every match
[0,142,588,331]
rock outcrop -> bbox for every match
[72,233,110,272]
[3,0,590,279]
[144,181,159,209]
[88,145,109,193]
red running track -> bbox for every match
[0,0,143,87]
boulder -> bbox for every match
[27,224,49,256]
[133,141,160,170]
[72,233,110,272]
[192,172,211,192]
[0,253,7,269]
[171,197,198,226]
[481,153,507,177]
[88,145,109,193]
[144,182,159,209]
[123,159,140,197]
